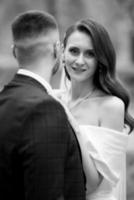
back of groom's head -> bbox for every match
[11,10,59,66]
[12,10,58,42]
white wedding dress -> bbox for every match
[52,89,128,200]
[77,125,128,200]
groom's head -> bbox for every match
[11,10,60,69]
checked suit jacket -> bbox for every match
[0,74,86,200]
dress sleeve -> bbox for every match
[78,126,128,187]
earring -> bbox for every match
[62,58,65,65]
[61,53,65,66]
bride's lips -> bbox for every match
[72,66,87,72]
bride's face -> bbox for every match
[64,30,97,83]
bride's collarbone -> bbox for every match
[69,95,105,109]
[70,95,115,124]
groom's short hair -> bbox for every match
[11,10,58,42]
[11,10,59,65]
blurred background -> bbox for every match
[0,0,134,199]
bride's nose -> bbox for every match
[75,54,85,65]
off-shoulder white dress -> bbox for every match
[77,125,128,200]
[51,90,128,200]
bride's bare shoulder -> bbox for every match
[91,93,124,117]
[101,96,124,111]
[99,95,125,131]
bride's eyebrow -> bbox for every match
[69,46,79,49]
[86,49,95,52]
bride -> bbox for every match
[57,19,134,200]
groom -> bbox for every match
[0,10,85,200]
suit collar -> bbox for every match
[17,69,52,91]
[12,73,47,93]
[16,69,54,95]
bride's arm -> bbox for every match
[81,143,102,194]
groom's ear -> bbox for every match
[53,42,58,59]
[61,43,65,64]
[53,41,61,59]
[11,44,17,58]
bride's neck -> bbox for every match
[70,80,95,100]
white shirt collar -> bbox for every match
[17,69,53,94]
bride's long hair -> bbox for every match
[63,19,134,133]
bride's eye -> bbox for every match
[69,47,80,56]
[85,50,95,58]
